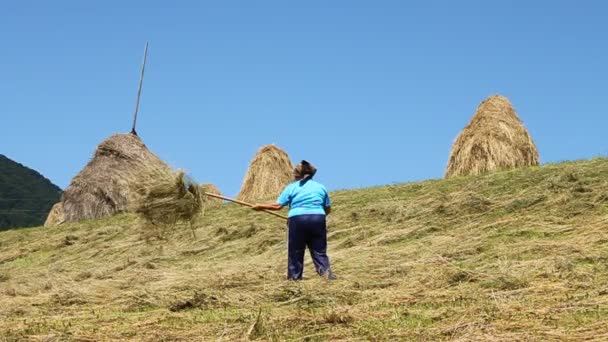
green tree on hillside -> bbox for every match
[0,154,62,230]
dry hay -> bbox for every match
[43,202,64,227]
[130,168,203,229]
[445,95,539,178]
[237,144,293,202]
[201,183,223,207]
[61,133,169,222]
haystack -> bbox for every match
[201,183,223,207]
[44,202,65,227]
[445,95,539,178]
[61,133,170,222]
[237,144,293,202]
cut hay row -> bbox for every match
[61,133,170,222]
[3,158,608,340]
[445,95,539,178]
[237,144,293,202]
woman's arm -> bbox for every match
[252,203,284,211]
[324,206,331,215]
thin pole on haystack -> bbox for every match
[131,41,149,136]
[204,192,288,220]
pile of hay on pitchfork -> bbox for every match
[61,133,170,222]
[237,144,293,202]
[130,168,204,229]
[445,95,539,178]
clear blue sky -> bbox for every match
[1,1,607,197]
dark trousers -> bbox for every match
[287,214,334,280]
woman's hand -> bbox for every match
[252,204,264,211]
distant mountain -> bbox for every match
[0,154,62,230]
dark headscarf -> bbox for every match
[294,160,317,181]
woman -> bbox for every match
[253,160,335,280]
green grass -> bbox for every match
[1,158,608,340]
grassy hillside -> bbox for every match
[0,154,62,230]
[1,158,607,341]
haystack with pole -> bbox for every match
[236,144,294,202]
[445,95,539,179]
[61,133,170,222]
[58,42,204,228]
[59,42,170,223]
[201,183,223,207]
[44,202,65,227]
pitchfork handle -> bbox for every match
[204,193,288,220]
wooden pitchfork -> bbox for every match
[203,193,288,220]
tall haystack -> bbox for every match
[201,183,223,207]
[237,144,293,202]
[445,95,539,178]
[44,202,64,227]
[62,133,170,222]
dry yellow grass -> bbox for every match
[446,95,539,178]
[1,158,607,340]
[237,144,293,202]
